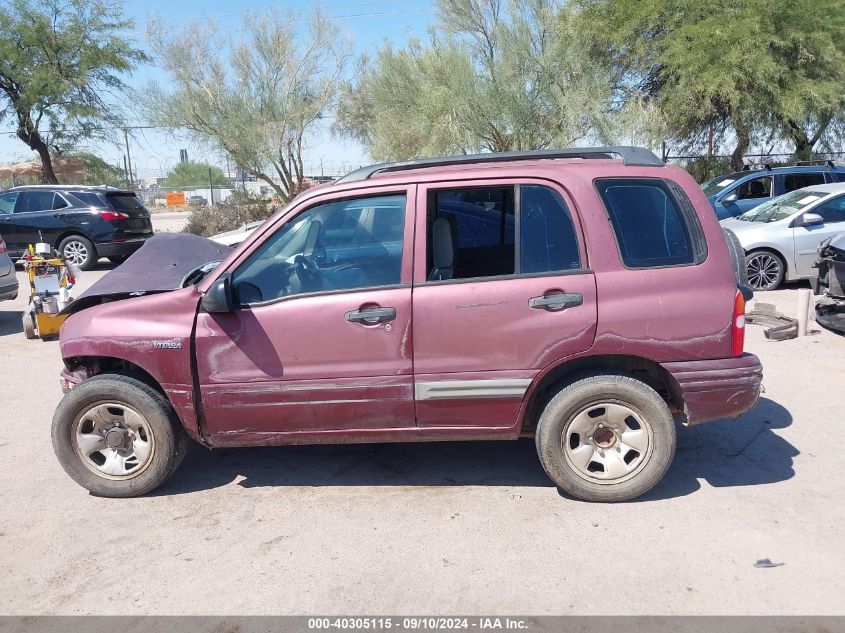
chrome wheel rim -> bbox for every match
[747,253,781,290]
[72,403,155,480]
[63,240,88,266]
[562,402,653,485]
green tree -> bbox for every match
[578,0,845,169]
[0,0,146,183]
[75,152,126,188]
[334,0,613,161]
[162,162,228,189]
[145,9,349,202]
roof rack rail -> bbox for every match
[794,159,836,168]
[336,146,663,184]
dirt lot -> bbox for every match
[0,257,843,614]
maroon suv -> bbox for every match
[51,147,762,501]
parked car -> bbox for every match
[813,233,845,334]
[0,234,19,301]
[210,220,263,247]
[51,147,762,502]
[187,195,207,206]
[0,185,154,270]
[702,163,845,220]
[720,183,845,290]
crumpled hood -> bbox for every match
[63,233,233,315]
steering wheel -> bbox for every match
[294,254,322,290]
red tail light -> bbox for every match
[0,239,6,254]
[98,209,130,221]
[731,289,746,358]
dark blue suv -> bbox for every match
[0,186,154,270]
[702,164,845,220]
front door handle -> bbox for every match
[529,293,583,311]
[345,306,397,324]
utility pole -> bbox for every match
[123,155,130,188]
[208,166,214,206]
[123,128,134,188]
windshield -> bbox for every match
[702,173,744,197]
[736,190,827,223]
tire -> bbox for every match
[722,227,749,286]
[535,373,676,502]
[52,374,188,497]
[22,312,36,339]
[108,255,128,265]
[58,235,97,270]
[745,250,784,291]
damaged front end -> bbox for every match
[813,234,845,335]
[61,233,233,316]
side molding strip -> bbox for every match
[415,379,532,401]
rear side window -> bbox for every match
[783,172,825,192]
[595,178,697,268]
[425,185,582,281]
[73,192,105,207]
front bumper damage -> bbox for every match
[812,236,845,335]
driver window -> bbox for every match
[736,176,772,200]
[232,193,406,305]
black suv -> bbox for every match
[0,186,154,270]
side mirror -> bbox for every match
[201,272,233,313]
[799,212,824,228]
[721,192,738,203]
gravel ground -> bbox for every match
[0,269,843,615]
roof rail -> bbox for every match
[335,146,663,184]
[742,163,772,171]
[795,159,836,168]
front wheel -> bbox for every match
[535,374,676,502]
[22,312,36,339]
[52,374,188,497]
[745,250,784,291]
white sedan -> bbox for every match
[209,220,263,248]
[720,182,845,290]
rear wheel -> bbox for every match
[108,255,129,265]
[52,374,188,497]
[535,373,676,502]
[746,250,784,291]
[59,235,97,270]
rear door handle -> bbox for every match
[529,293,583,310]
[345,306,397,324]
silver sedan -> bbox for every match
[720,182,845,290]
[0,234,19,301]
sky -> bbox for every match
[0,0,436,179]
